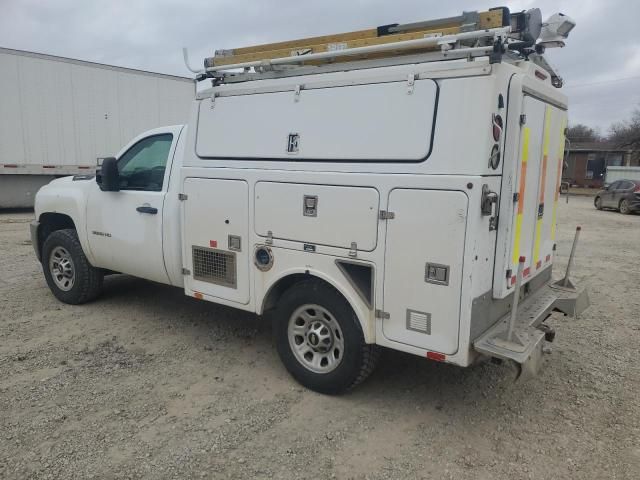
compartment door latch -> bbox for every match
[481,184,499,231]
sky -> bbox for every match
[2,0,639,133]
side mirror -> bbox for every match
[97,157,120,192]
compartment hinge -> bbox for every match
[348,241,358,258]
[379,210,395,220]
[178,193,188,201]
[266,230,274,245]
[519,114,527,126]
[181,267,191,275]
[407,73,416,95]
[375,309,390,320]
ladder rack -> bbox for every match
[191,6,562,84]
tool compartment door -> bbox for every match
[500,97,566,296]
[195,79,438,161]
[182,178,250,304]
[382,189,467,354]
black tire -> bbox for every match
[42,229,103,304]
[274,279,380,394]
[594,196,602,210]
[619,199,630,215]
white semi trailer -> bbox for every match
[0,47,194,207]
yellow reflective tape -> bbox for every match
[551,118,567,240]
[533,109,552,267]
[512,127,530,266]
[512,213,523,265]
[533,217,543,265]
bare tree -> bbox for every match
[609,107,640,164]
[566,124,601,143]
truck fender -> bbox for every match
[259,267,376,344]
[34,180,94,265]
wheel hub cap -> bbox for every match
[288,304,344,374]
[49,246,75,291]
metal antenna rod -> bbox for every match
[508,256,526,342]
[562,226,581,287]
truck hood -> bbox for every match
[34,174,96,220]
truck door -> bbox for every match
[86,126,183,284]
[496,96,567,296]
[382,189,468,354]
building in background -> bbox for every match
[563,142,636,188]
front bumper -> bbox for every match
[474,279,589,378]
[30,220,40,261]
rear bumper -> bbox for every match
[30,221,40,262]
[473,279,589,377]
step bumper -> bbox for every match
[473,280,589,376]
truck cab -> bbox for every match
[31,6,588,394]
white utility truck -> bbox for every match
[32,7,589,394]
[0,47,193,208]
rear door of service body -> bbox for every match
[497,96,567,296]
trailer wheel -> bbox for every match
[594,196,602,210]
[42,229,103,304]
[274,279,379,394]
[619,199,630,215]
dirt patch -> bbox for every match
[0,199,638,479]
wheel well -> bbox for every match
[261,274,340,314]
[37,213,76,259]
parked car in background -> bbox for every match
[594,179,640,214]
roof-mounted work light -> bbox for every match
[538,13,576,48]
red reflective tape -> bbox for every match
[545,254,551,262]
[511,276,516,285]
[523,267,531,277]
[78,166,91,169]
[3,164,18,168]
[209,240,218,248]
[536,260,542,269]
[43,165,57,169]
[427,351,445,362]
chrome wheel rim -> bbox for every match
[288,304,344,374]
[620,200,629,213]
[49,246,75,291]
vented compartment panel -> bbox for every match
[192,246,237,289]
[406,309,431,334]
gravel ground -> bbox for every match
[1,196,638,480]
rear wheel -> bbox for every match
[274,279,379,394]
[594,196,602,210]
[42,229,103,304]
[619,199,631,215]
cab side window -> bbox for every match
[117,134,173,191]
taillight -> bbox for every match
[492,114,503,141]
[634,184,640,193]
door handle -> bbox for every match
[136,205,158,214]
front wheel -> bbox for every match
[42,229,104,304]
[619,199,631,215]
[274,280,379,394]
[594,196,602,210]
